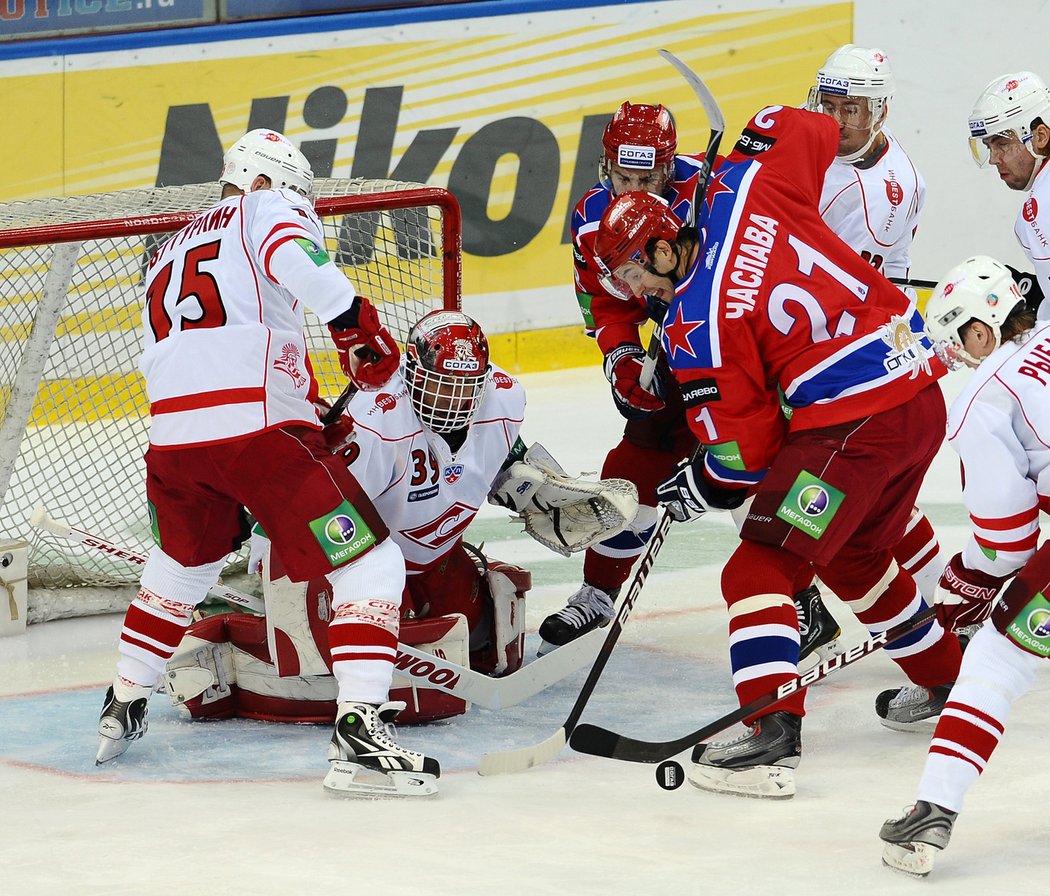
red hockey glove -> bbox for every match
[934,552,1010,631]
[328,297,400,391]
[602,342,665,421]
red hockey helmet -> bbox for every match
[404,310,490,433]
[600,102,678,190]
[593,191,684,299]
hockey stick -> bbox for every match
[477,506,677,775]
[30,506,265,614]
[568,606,936,764]
[29,506,601,711]
[638,49,725,390]
[889,276,937,291]
[321,380,358,425]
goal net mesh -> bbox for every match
[0,178,460,600]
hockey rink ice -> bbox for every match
[2,366,1044,895]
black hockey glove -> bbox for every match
[655,455,748,523]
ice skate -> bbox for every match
[537,584,617,656]
[880,800,957,877]
[688,710,802,799]
[96,683,151,765]
[875,683,952,732]
[794,584,842,673]
[324,700,440,798]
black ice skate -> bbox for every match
[537,583,617,656]
[96,684,150,765]
[688,710,802,799]
[880,800,957,877]
[875,683,952,732]
[324,700,440,798]
[794,584,842,672]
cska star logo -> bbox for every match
[662,302,706,362]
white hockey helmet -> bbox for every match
[219,129,314,197]
[924,255,1025,368]
[807,45,895,163]
[967,72,1050,170]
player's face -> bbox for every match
[817,94,877,157]
[615,252,676,304]
[608,163,671,196]
[983,133,1037,191]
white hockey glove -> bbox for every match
[247,523,269,576]
[488,442,639,557]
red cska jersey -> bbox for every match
[661,106,945,491]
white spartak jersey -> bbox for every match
[341,365,526,574]
[1013,159,1050,319]
[946,320,1050,578]
[819,129,925,279]
[141,188,357,448]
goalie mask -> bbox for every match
[806,45,894,163]
[220,129,314,198]
[405,310,490,433]
[600,102,678,194]
[924,255,1024,369]
[968,72,1050,187]
[593,190,684,300]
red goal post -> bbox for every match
[0,178,461,611]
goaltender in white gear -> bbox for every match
[165,311,638,745]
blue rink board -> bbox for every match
[0,639,733,784]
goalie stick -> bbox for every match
[28,506,600,710]
[889,276,937,291]
[639,49,725,390]
[477,505,677,775]
[567,606,936,764]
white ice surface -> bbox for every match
[1,367,1044,896]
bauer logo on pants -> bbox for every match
[309,500,377,566]
[775,470,844,540]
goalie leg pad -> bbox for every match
[165,614,240,719]
[471,560,530,676]
[391,613,471,724]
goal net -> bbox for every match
[0,179,461,619]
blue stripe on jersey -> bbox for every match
[729,632,800,675]
[784,308,935,408]
[704,453,767,487]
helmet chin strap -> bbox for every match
[1022,145,1048,191]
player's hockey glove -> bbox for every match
[603,342,665,420]
[1006,265,1044,316]
[328,296,401,391]
[934,552,1009,631]
[655,455,748,523]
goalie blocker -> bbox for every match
[164,544,530,725]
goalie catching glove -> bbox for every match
[327,295,401,390]
[488,442,639,557]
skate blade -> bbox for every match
[323,761,439,798]
[95,734,132,766]
[881,841,939,877]
[877,716,940,734]
[797,637,841,677]
[687,762,796,799]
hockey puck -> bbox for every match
[655,760,684,790]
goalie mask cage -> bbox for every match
[0,179,461,613]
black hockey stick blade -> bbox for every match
[321,380,359,425]
[569,606,936,764]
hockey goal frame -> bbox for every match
[0,179,461,615]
